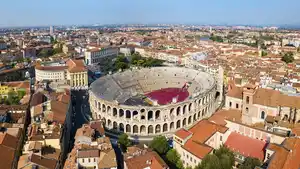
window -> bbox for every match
[82,159,85,163]
[220,136,223,142]
[236,103,239,109]
[229,102,232,107]
[194,159,196,163]
[88,158,91,163]
[261,111,265,119]
[246,96,250,104]
[190,157,192,162]
[246,107,249,113]
[267,153,270,159]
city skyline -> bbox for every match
[1,0,300,27]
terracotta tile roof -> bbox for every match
[182,120,228,159]
[183,140,213,159]
[90,121,105,136]
[66,59,87,73]
[75,124,95,139]
[35,64,68,71]
[225,132,266,161]
[125,150,168,169]
[98,149,118,168]
[30,153,58,169]
[209,109,242,126]
[174,128,192,140]
[0,132,18,149]
[227,84,243,99]
[267,137,300,169]
[253,88,281,107]
[77,149,100,158]
[0,144,15,169]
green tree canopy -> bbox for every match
[166,149,184,169]
[118,133,131,152]
[239,157,261,169]
[281,52,294,64]
[149,135,170,155]
[195,145,235,169]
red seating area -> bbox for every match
[145,88,189,105]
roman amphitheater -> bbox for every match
[89,66,223,140]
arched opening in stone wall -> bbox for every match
[198,111,201,119]
[119,109,124,118]
[97,102,101,110]
[182,118,187,127]
[215,91,220,100]
[176,120,181,129]
[141,115,146,120]
[202,97,205,105]
[188,116,192,124]
[94,100,97,107]
[133,125,138,134]
[102,104,106,113]
[176,107,181,116]
[283,114,289,121]
[102,118,106,127]
[188,103,192,112]
[140,125,146,134]
[163,123,168,132]
[107,106,111,114]
[126,124,131,133]
[155,125,161,133]
[202,109,204,117]
[148,111,153,120]
[107,120,112,128]
[113,121,117,130]
[132,111,138,119]
[113,108,117,117]
[119,123,124,132]
[155,110,160,120]
[126,110,131,119]
[148,125,153,134]
[170,108,175,118]
[141,109,145,113]
[198,99,201,106]
[170,122,174,130]
[194,113,197,121]
[183,105,187,114]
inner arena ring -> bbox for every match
[89,66,219,140]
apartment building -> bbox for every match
[173,120,229,168]
[35,59,88,90]
[64,122,117,169]
[124,146,169,169]
[0,40,7,50]
[173,108,288,168]
[85,47,119,65]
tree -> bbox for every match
[239,157,261,169]
[195,145,235,169]
[149,135,170,155]
[166,149,184,169]
[195,154,221,169]
[38,49,53,58]
[118,133,131,152]
[214,145,235,167]
[281,52,294,64]
[261,51,268,57]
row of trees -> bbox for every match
[113,53,164,71]
[118,134,262,169]
[37,47,63,58]
[0,90,26,105]
[281,51,295,64]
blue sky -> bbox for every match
[1,0,299,27]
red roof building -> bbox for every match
[225,132,267,161]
